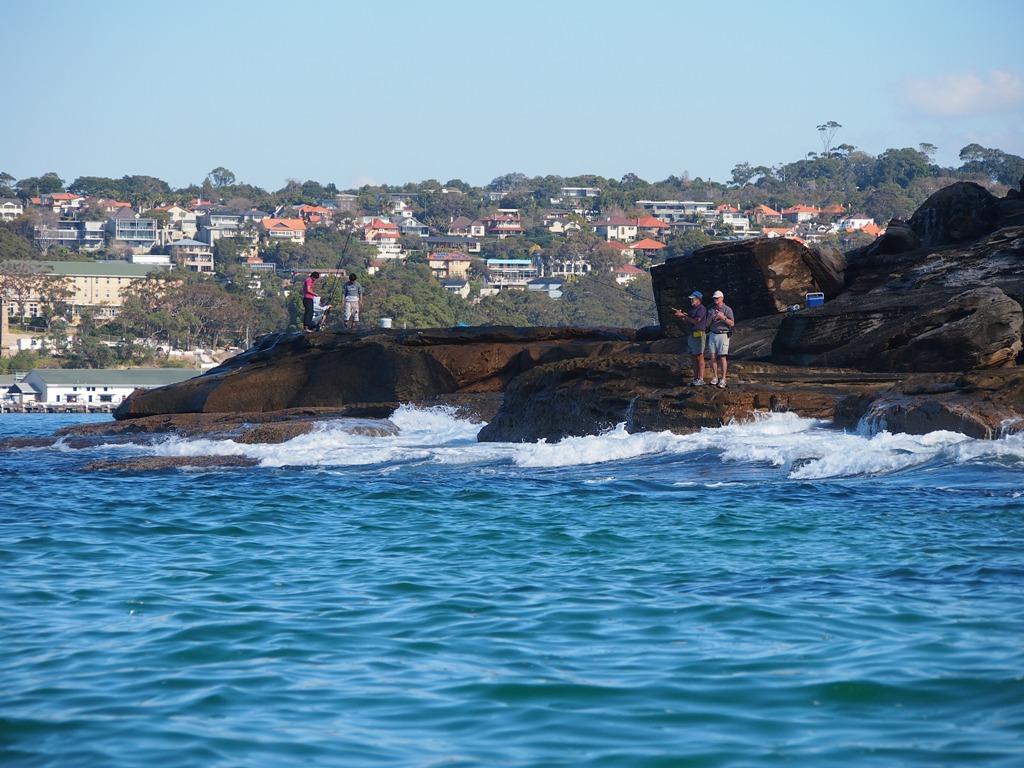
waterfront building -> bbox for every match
[11,368,196,408]
[3,261,155,321]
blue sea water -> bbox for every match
[1,408,1023,767]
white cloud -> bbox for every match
[902,70,1024,117]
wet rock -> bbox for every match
[80,456,260,472]
[477,356,898,443]
[0,436,59,449]
[234,422,315,444]
[834,369,1024,439]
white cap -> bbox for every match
[712,290,724,298]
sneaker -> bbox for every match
[710,377,719,386]
[690,378,705,386]
[717,381,727,389]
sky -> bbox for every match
[3,0,1023,192]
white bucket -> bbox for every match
[379,317,393,329]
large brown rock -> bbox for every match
[477,356,897,443]
[834,369,1024,439]
[114,327,635,419]
[909,181,1001,247]
[773,287,1023,371]
[651,238,844,336]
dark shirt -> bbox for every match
[709,304,734,332]
[343,281,364,300]
[687,304,707,332]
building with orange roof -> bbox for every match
[861,222,883,237]
[747,204,783,225]
[634,215,671,236]
[781,204,821,223]
[760,226,796,238]
[821,203,846,216]
[364,218,402,258]
[261,218,306,245]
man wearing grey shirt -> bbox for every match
[707,290,735,388]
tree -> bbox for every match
[0,171,15,196]
[207,167,237,188]
[68,176,124,198]
[120,175,172,208]
[15,172,65,197]
[666,229,714,259]
[958,144,1024,186]
[816,121,842,156]
[0,225,40,261]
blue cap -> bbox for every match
[689,291,703,299]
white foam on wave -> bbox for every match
[139,405,1024,479]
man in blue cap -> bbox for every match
[672,291,708,386]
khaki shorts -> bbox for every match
[707,332,730,356]
[343,299,360,321]
[687,331,705,355]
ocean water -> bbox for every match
[1,407,1022,767]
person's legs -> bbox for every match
[719,355,728,385]
[708,350,719,384]
[303,297,314,330]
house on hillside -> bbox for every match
[169,238,215,273]
[631,238,667,262]
[635,215,671,238]
[423,235,481,255]
[547,217,582,235]
[485,212,524,238]
[428,252,473,280]
[636,200,715,222]
[260,218,306,245]
[614,264,646,284]
[747,204,782,225]
[486,258,537,290]
[364,218,402,258]
[594,216,638,242]
[107,210,158,252]
[781,204,821,223]
[0,198,25,220]
[440,278,471,299]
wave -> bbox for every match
[135,405,1024,480]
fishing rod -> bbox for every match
[315,226,355,330]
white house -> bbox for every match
[0,198,24,221]
[15,368,197,408]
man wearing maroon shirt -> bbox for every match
[302,271,321,332]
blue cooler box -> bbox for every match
[805,292,825,308]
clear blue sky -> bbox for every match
[3,0,1022,191]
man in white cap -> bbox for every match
[672,290,708,385]
[707,290,735,388]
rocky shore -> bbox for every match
[22,179,1023,466]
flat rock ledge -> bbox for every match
[80,456,259,472]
